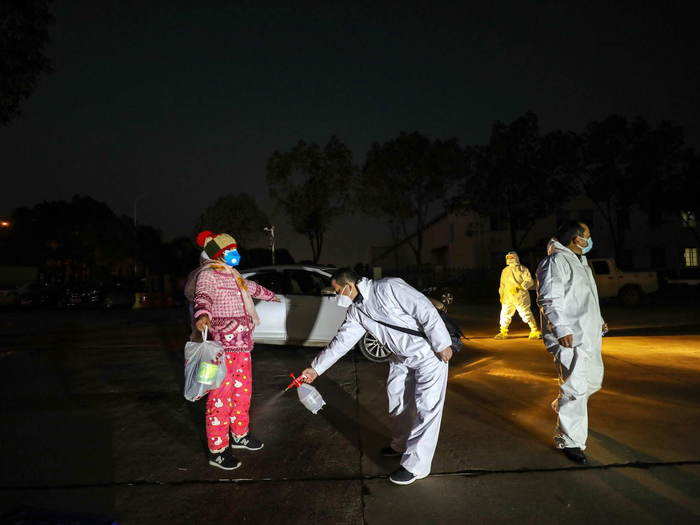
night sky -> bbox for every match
[2,1,699,265]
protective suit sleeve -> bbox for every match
[499,269,506,300]
[536,255,573,340]
[390,280,452,352]
[310,311,366,376]
[193,269,215,320]
[521,267,535,290]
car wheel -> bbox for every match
[357,332,391,363]
[619,285,643,307]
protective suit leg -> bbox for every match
[515,303,535,325]
[387,361,416,453]
[552,345,604,450]
[499,303,517,330]
[387,356,448,478]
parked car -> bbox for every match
[239,265,453,363]
[16,282,61,308]
[0,287,18,307]
[102,283,136,309]
[588,258,659,306]
[55,281,135,309]
[57,284,89,308]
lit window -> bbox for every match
[681,211,697,228]
[684,248,699,268]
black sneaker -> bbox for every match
[208,449,242,471]
[231,434,264,451]
[380,446,403,457]
[389,466,427,485]
[562,447,588,464]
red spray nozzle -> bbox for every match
[284,373,304,392]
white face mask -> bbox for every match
[335,285,353,308]
[576,236,593,255]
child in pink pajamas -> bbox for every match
[188,231,278,470]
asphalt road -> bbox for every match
[0,303,699,524]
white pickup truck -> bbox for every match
[588,258,659,306]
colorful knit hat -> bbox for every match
[196,230,238,260]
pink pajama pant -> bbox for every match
[206,350,253,452]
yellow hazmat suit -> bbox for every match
[495,252,541,339]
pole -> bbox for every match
[133,194,147,276]
[264,226,276,265]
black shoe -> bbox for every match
[208,449,242,471]
[231,433,264,451]
[389,466,427,485]
[562,447,588,464]
[380,446,403,457]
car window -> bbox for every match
[248,271,290,295]
[592,261,610,275]
[284,270,331,296]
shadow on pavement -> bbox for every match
[315,361,393,467]
[588,430,700,519]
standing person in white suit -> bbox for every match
[299,268,453,485]
[536,221,608,464]
[494,251,541,340]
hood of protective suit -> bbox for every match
[356,277,371,299]
[547,238,587,262]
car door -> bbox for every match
[284,269,348,345]
[306,271,348,343]
[282,269,326,344]
[245,270,290,344]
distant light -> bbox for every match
[0,220,10,228]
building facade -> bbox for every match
[371,197,698,275]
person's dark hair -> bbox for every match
[331,268,359,286]
[555,220,585,246]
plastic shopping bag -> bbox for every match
[184,327,227,402]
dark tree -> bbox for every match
[267,135,355,263]
[645,148,700,247]
[455,112,577,250]
[578,116,690,260]
[196,193,269,248]
[0,0,54,125]
[6,195,147,280]
[360,132,464,266]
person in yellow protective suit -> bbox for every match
[494,251,541,340]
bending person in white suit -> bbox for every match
[536,221,608,464]
[300,268,453,485]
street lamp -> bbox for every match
[133,194,147,276]
[264,225,276,265]
[0,220,11,229]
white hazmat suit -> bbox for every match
[496,252,540,339]
[310,277,451,478]
[536,239,605,450]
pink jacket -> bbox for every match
[193,269,275,325]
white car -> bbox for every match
[241,265,391,362]
[588,258,659,306]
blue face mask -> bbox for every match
[223,249,241,267]
[578,236,593,255]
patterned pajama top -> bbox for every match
[193,269,275,351]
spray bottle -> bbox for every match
[285,373,326,414]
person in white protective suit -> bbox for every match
[494,251,541,340]
[536,221,608,464]
[299,268,453,486]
